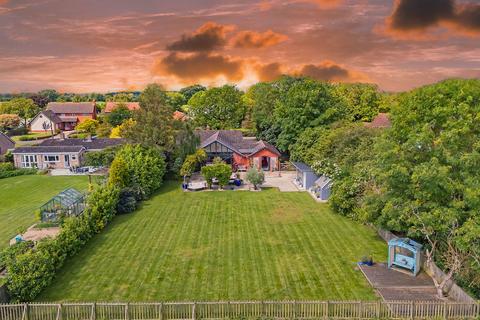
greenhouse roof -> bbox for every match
[41,188,84,208]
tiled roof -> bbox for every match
[47,102,95,114]
[104,102,140,113]
[0,132,15,145]
[42,110,62,124]
[196,130,280,156]
[13,146,84,154]
[365,113,391,128]
[38,138,126,150]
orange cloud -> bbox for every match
[255,62,284,81]
[166,22,235,52]
[292,0,342,8]
[231,30,288,49]
[153,52,244,82]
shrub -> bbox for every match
[245,167,265,190]
[0,163,36,179]
[83,147,118,167]
[117,187,138,214]
[201,158,231,188]
[113,145,166,197]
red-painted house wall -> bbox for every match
[232,149,280,171]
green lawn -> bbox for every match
[0,175,89,249]
[38,182,387,302]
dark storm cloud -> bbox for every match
[166,22,234,52]
[386,0,480,36]
[298,62,351,81]
[153,52,244,82]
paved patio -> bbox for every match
[262,171,299,192]
[359,263,442,301]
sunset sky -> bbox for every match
[0,0,479,93]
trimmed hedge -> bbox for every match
[0,163,37,180]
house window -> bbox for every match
[44,155,60,162]
[21,155,38,168]
[71,154,77,160]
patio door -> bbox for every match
[64,154,70,167]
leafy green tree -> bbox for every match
[114,144,167,197]
[108,158,130,188]
[107,103,132,127]
[188,85,246,129]
[166,92,187,110]
[123,84,175,152]
[180,149,207,177]
[75,119,99,135]
[179,84,206,101]
[245,167,265,190]
[201,158,231,188]
[372,79,480,295]
[274,79,345,152]
[0,114,21,131]
[1,98,39,127]
[334,83,383,122]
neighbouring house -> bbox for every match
[12,138,125,169]
[45,102,97,130]
[104,102,140,113]
[29,110,62,133]
[104,102,187,121]
[365,113,391,129]
[292,162,319,190]
[0,132,15,155]
[196,130,281,171]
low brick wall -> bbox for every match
[377,228,475,302]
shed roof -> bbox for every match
[315,175,332,188]
[30,110,63,124]
[292,162,314,172]
[388,238,423,250]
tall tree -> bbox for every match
[188,85,246,129]
[179,84,206,101]
[123,84,175,152]
[334,83,383,122]
[1,98,39,127]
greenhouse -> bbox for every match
[40,188,86,222]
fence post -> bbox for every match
[410,301,415,320]
[261,301,265,319]
[358,301,363,319]
[22,303,28,320]
[159,303,163,320]
[125,302,130,320]
[91,302,96,320]
[443,302,447,320]
[293,300,297,319]
[192,302,196,320]
[323,301,329,320]
[56,303,62,320]
[376,301,381,319]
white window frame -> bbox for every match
[21,155,38,168]
[43,155,60,163]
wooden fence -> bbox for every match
[1,301,479,320]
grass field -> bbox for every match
[0,175,89,249]
[38,182,387,302]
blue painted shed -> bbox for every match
[312,175,333,201]
[292,162,319,190]
[388,238,423,276]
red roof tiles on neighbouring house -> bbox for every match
[104,102,140,113]
[365,113,391,128]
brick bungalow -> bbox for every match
[12,138,124,169]
[196,130,281,171]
